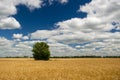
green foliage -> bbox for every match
[32,42,50,60]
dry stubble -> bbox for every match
[0,58,119,80]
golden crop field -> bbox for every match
[0,58,119,80]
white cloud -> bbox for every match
[0,17,21,29]
[30,0,120,56]
[22,36,29,40]
[13,34,23,39]
[30,30,59,40]
[55,0,120,43]
[0,0,43,18]
[15,0,43,10]
[0,37,33,57]
[56,17,115,32]
[0,0,120,57]
[79,0,120,28]
[0,0,17,18]
[58,0,68,4]
[0,37,79,57]
[79,0,120,20]
[75,45,80,49]
[48,0,68,5]
[0,0,43,30]
[49,42,80,56]
[0,0,69,30]
[12,33,29,41]
[0,37,14,47]
[0,37,16,57]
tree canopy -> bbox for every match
[32,42,50,60]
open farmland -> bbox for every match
[0,58,120,80]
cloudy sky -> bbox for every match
[0,0,120,57]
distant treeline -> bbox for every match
[1,56,120,58]
[1,56,30,58]
[51,56,120,58]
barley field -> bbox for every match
[0,58,119,80]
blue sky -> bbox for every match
[0,0,91,39]
[0,0,120,57]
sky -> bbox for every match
[0,0,120,57]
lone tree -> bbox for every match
[32,42,50,60]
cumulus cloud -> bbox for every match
[0,37,77,57]
[0,0,68,18]
[0,0,68,30]
[0,37,33,57]
[55,0,120,42]
[56,0,120,55]
[0,17,21,29]
[0,37,16,57]
[58,0,68,4]
[30,0,120,56]
[22,36,29,40]
[78,0,120,30]
[48,0,68,5]
[0,0,120,57]
[0,0,43,29]
[0,0,16,18]
[0,0,43,18]
[81,39,120,56]
[49,43,80,56]
[15,0,43,10]
[12,33,29,41]
[30,30,58,40]
[13,34,23,39]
